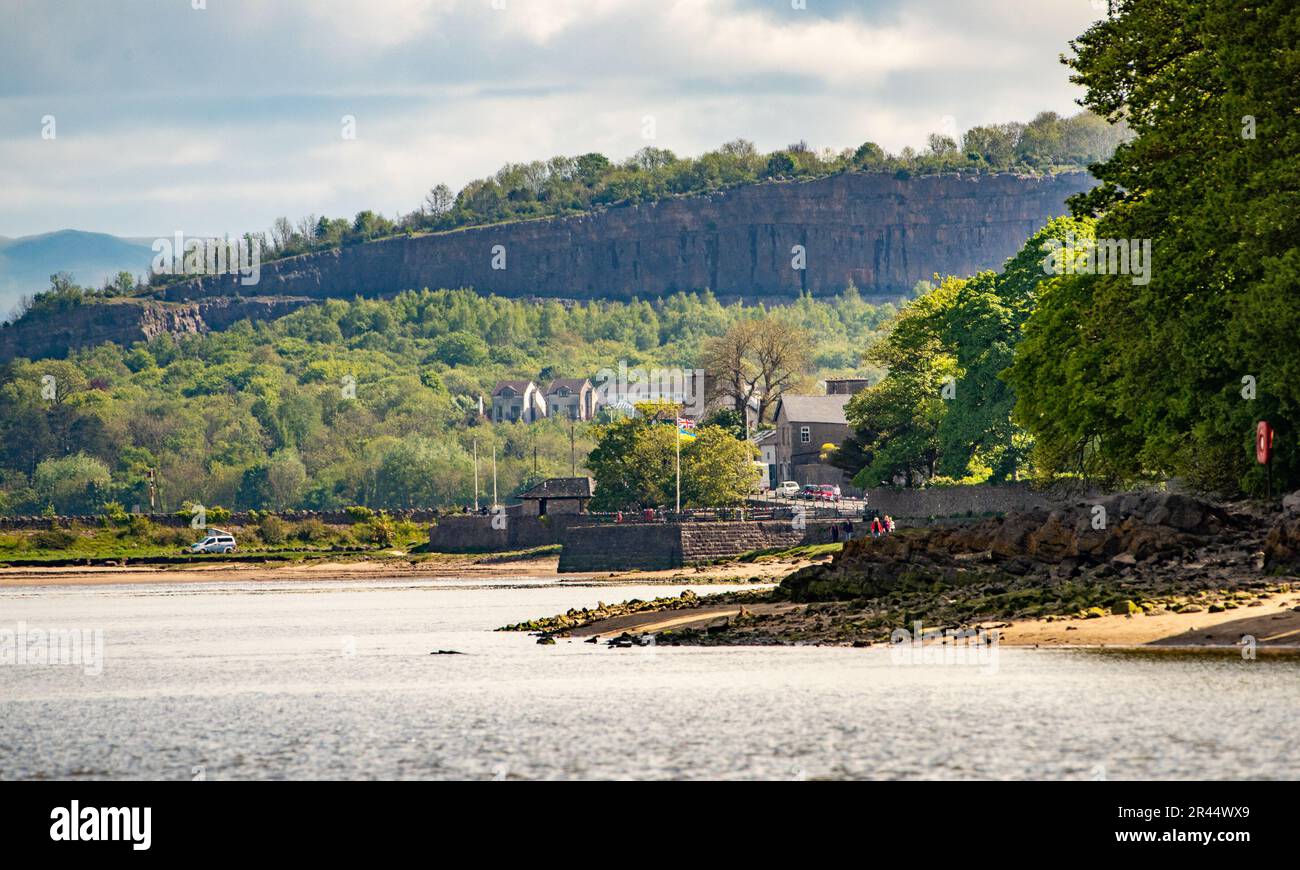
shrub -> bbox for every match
[258,514,288,545]
[150,526,194,547]
[363,512,396,547]
[293,519,331,544]
[31,528,77,550]
[126,514,154,538]
[102,501,130,525]
[345,505,374,522]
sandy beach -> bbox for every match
[0,551,807,588]
[532,583,1300,650]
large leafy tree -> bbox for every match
[587,418,757,510]
[838,218,1092,487]
[840,283,958,487]
[1007,0,1300,494]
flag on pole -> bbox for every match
[676,417,697,440]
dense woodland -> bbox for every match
[0,289,894,516]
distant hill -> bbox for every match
[0,230,155,316]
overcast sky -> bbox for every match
[0,0,1106,239]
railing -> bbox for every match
[580,501,872,524]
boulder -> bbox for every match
[1263,515,1300,568]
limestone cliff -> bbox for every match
[162,171,1095,303]
[1,170,1095,361]
[0,296,311,361]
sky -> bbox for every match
[0,0,1107,239]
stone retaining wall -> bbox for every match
[862,483,1076,519]
[425,513,585,552]
[557,518,846,573]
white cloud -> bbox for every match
[0,0,1104,237]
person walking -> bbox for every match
[870,515,883,538]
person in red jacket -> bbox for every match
[870,515,883,538]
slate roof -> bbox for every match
[492,379,535,396]
[545,378,590,394]
[518,477,595,499]
[775,394,852,425]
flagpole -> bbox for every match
[473,438,479,512]
[675,417,681,516]
[492,444,498,508]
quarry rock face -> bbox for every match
[164,171,1096,303]
[1,171,1095,360]
[0,296,311,361]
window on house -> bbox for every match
[800,426,810,444]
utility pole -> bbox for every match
[570,420,576,477]
[492,444,498,507]
[473,438,479,511]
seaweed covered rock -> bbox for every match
[1264,515,1300,569]
[781,492,1243,602]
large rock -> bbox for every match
[780,491,1238,602]
[1264,515,1300,568]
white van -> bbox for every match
[190,530,236,554]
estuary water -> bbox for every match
[2,577,1297,780]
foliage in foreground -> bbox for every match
[1005,0,1300,495]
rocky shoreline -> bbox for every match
[507,491,1300,648]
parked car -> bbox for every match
[190,530,236,554]
[776,481,801,498]
[799,484,822,500]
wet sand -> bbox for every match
[554,590,1300,649]
[0,552,806,588]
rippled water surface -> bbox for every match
[2,577,1297,780]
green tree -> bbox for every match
[587,418,757,510]
[681,426,759,506]
[33,454,111,513]
[1006,0,1300,493]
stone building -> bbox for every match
[518,477,594,516]
[771,394,853,487]
[543,378,596,421]
[491,380,547,423]
[825,377,871,395]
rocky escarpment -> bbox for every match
[1,171,1094,362]
[0,296,312,361]
[162,171,1096,304]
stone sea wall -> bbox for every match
[557,518,846,572]
[862,483,1072,519]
